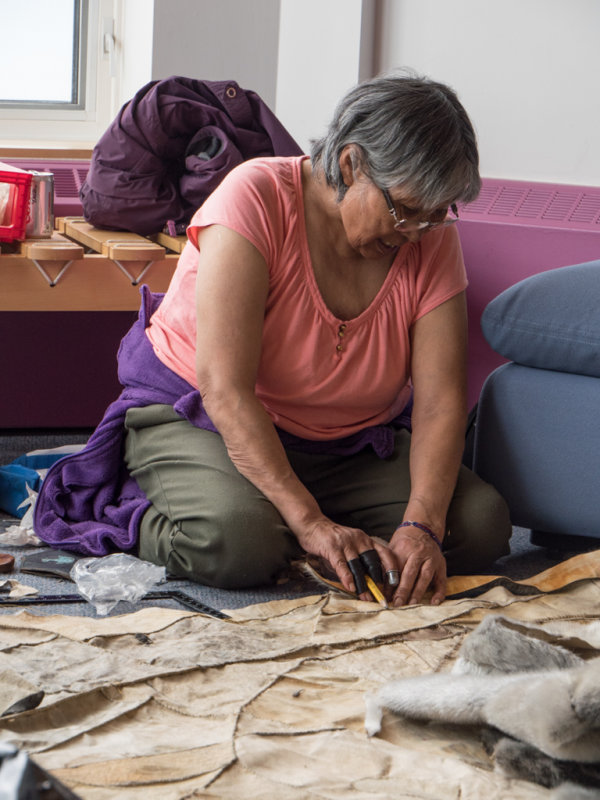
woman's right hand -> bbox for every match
[293,516,398,600]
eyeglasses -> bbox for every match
[381,187,459,232]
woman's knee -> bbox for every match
[445,470,512,574]
[138,499,300,589]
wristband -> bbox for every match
[398,521,443,551]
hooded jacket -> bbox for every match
[80,76,303,235]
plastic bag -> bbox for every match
[0,484,43,546]
[70,554,166,615]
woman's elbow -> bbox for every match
[197,371,252,424]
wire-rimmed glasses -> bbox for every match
[381,187,459,232]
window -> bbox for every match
[0,0,121,146]
[1,0,86,109]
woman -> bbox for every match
[35,71,509,605]
[117,70,512,606]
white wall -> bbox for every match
[275,0,376,153]
[150,0,281,109]
[375,0,600,185]
[134,0,375,155]
[121,0,599,187]
[119,0,154,108]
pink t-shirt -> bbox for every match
[146,156,467,440]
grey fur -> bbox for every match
[493,736,600,790]
[453,614,584,675]
[310,69,481,210]
[550,784,600,800]
[365,615,600,792]
[371,661,600,761]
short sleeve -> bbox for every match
[412,225,468,322]
[186,159,289,266]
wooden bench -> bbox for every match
[0,218,185,311]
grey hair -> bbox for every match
[311,69,481,210]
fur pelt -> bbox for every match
[453,614,584,675]
[482,729,600,791]
[549,783,600,800]
[365,614,600,793]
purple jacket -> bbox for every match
[80,77,303,235]
[34,288,411,556]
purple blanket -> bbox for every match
[34,287,410,555]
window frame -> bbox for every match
[0,0,121,147]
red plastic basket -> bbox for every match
[0,166,33,242]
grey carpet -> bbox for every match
[0,429,93,465]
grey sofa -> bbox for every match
[472,259,600,542]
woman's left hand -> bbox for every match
[386,526,447,606]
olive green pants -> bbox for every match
[123,404,511,588]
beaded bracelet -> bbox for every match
[398,521,444,551]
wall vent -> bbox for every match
[460,177,600,231]
[1,158,89,217]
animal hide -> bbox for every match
[365,615,600,794]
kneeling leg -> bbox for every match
[124,404,301,588]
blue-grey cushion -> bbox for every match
[474,362,600,537]
[481,259,600,377]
